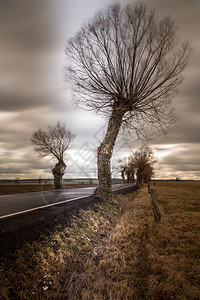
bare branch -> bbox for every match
[65,1,190,199]
[31,122,75,161]
[130,145,157,185]
[65,2,190,135]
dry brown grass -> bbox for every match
[149,181,200,299]
[0,181,199,299]
[72,182,200,299]
[0,201,119,299]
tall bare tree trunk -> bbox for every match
[52,159,66,189]
[95,109,124,200]
[121,170,125,184]
[126,171,131,183]
[136,168,144,187]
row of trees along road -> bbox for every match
[31,2,190,198]
[115,145,157,187]
[65,2,190,200]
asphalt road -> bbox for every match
[0,183,137,257]
[0,183,135,220]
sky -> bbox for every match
[0,0,199,180]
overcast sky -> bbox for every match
[0,0,199,180]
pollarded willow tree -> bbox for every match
[114,157,129,183]
[31,122,75,189]
[131,145,157,187]
[65,2,190,200]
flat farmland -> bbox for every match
[147,180,200,298]
[0,182,97,195]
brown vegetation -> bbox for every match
[0,181,199,299]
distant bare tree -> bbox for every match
[131,145,157,187]
[143,164,154,183]
[14,177,20,185]
[114,157,129,183]
[31,122,75,189]
[115,156,136,183]
[65,2,190,200]
[38,176,43,185]
[125,158,136,183]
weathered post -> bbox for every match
[148,181,151,194]
[150,189,161,223]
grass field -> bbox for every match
[0,181,199,299]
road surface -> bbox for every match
[0,184,135,220]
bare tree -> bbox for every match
[14,177,20,185]
[114,157,129,183]
[125,158,136,183]
[143,164,154,183]
[65,2,190,200]
[115,156,136,183]
[31,122,75,189]
[131,145,157,187]
[38,176,43,185]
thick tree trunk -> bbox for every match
[95,109,124,200]
[131,174,135,183]
[121,170,125,184]
[126,171,131,183]
[136,168,144,187]
[52,159,66,189]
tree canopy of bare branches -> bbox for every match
[114,157,129,183]
[31,122,75,189]
[131,145,157,186]
[115,145,156,185]
[65,2,190,200]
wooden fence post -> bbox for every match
[150,189,161,223]
[148,182,151,194]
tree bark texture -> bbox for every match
[52,159,66,189]
[136,168,144,187]
[121,170,125,184]
[95,109,124,200]
[126,171,131,183]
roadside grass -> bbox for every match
[0,181,200,299]
[0,201,119,299]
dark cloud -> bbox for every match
[151,142,200,179]
[153,121,200,145]
[0,93,51,112]
[0,0,63,116]
[0,0,57,50]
